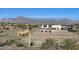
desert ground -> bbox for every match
[0,27,79,50]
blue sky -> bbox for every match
[0,8,79,19]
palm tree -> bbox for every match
[1,22,5,28]
[16,24,26,30]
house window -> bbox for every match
[52,28,56,30]
[45,31,47,32]
[49,25,52,27]
[43,25,47,27]
[41,31,43,32]
[49,31,52,33]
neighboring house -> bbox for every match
[0,26,4,30]
[3,26,15,30]
[66,24,79,31]
[39,24,62,33]
[65,25,73,30]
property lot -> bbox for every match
[0,29,79,49]
[23,30,79,47]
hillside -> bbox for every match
[0,16,79,25]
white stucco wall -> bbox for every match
[51,25,61,30]
[41,25,62,30]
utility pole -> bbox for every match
[28,25,31,47]
[29,31,30,47]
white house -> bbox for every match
[41,25,61,30]
[40,24,62,33]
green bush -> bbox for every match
[5,40,12,45]
[40,38,79,50]
[6,39,20,45]
[61,39,78,50]
[16,41,24,47]
[0,30,3,33]
[40,38,58,49]
[68,29,79,32]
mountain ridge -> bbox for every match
[0,16,79,25]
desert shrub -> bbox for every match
[5,40,12,45]
[60,38,78,50]
[40,38,58,50]
[16,41,24,47]
[40,38,79,50]
[13,39,25,47]
[0,30,3,33]
[0,42,8,47]
[5,38,22,45]
[68,29,79,32]
[10,39,16,43]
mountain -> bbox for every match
[0,18,15,23]
[0,16,79,25]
